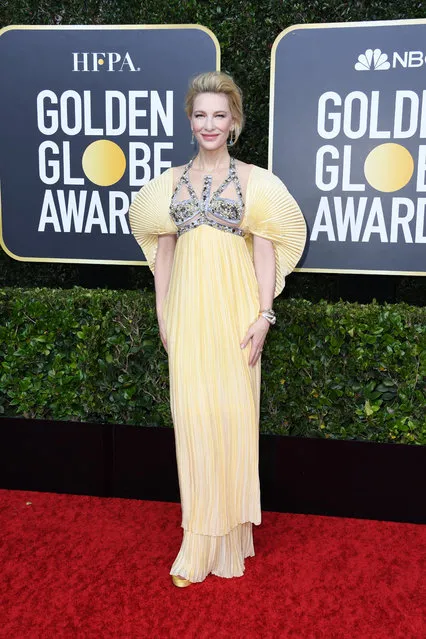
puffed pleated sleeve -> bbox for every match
[243,166,307,298]
[128,168,177,273]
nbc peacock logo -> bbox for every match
[354,49,390,71]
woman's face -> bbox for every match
[190,92,234,151]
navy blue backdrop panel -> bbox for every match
[0,25,219,264]
[270,20,426,275]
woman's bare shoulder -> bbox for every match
[236,160,268,172]
[234,159,254,173]
[234,159,259,190]
[171,164,187,189]
[235,159,264,182]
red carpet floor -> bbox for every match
[0,489,424,639]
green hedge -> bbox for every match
[1,288,424,445]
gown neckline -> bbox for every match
[178,156,242,209]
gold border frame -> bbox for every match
[0,24,220,265]
[269,18,426,276]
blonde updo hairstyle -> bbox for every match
[185,71,244,144]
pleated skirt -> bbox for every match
[163,225,262,582]
[170,523,255,582]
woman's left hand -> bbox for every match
[240,316,270,367]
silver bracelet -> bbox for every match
[259,308,276,325]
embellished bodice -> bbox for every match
[170,156,245,237]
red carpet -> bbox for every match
[0,490,424,638]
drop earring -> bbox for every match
[191,130,194,144]
[227,129,236,147]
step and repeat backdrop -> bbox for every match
[0,20,425,274]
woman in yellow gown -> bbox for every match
[129,72,306,587]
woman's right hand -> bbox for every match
[158,316,168,353]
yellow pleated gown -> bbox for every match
[129,161,306,582]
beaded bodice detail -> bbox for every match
[170,157,245,237]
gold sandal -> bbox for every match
[171,574,192,588]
